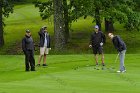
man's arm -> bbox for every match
[38,31,42,36]
[89,34,93,48]
[102,33,106,44]
[22,38,26,53]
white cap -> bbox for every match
[94,25,99,29]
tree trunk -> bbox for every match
[53,0,66,51]
[0,0,4,47]
[105,18,114,32]
[63,0,69,43]
[95,7,101,31]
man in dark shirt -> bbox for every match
[108,33,126,73]
[22,30,35,71]
[89,25,106,67]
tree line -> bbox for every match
[0,0,140,51]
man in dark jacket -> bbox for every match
[108,33,126,73]
[37,26,51,66]
[22,30,35,71]
[89,25,106,67]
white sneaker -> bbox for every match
[122,70,126,73]
[117,70,126,73]
[117,71,121,73]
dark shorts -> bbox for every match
[92,46,103,55]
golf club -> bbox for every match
[115,53,119,63]
[110,53,119,70]
[107,53,119,72]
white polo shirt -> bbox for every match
[44,33,47,47]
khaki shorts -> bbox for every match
[40,47,49,55]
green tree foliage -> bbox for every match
[77,0,140,31]
[134,0,140,10]
[34,0,140,33]
[2,0,13,18]
[0,0,13,47]
[12,0,36,3]
[101,0,140,31]
[124,12,140,31]
[34,0,53,20]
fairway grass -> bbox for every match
[0,54,140,93]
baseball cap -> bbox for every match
[94,25,99,29]
[42,25,47,29]
[26,29,30,33]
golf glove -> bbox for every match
[89,45,92,48]
[100,42,103,46]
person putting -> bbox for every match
[22,30,35,71]
[89,25,106,68]
[108,33,126,73]
[37,26,51,67]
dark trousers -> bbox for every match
[24,50,35,71]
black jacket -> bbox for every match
[90,31,106,47]
[38,30,51,48]
[22,35,34,53]
[112,35,126,52]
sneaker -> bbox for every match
[117,71,121,73]
[96,63,99,66]
[102,63,105,66]
[42,64,48,66]
[94,64,99,70]
[122,70,126,73]
[31,69,36,71]
[102,66,106,70]
[25,69,29,72]
[117,70,126,73]
[36,64,40,67]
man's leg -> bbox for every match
[25,51,30,71]
[30,51,35,71]
[99,47,105,66]
[38,55,43,65]
[119,50,126,71]
[43,47,49,66]
[101,53,105,66]
[94,54,98,65]
[37,47,44,66]
[43,54,47,64]
[93,47,98,65]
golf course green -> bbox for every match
[0,54,139,93]
[0,2,140,93]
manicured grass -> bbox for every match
[0,54,140,93]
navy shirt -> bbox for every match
[112,35,126,52]
[38,30,51,48]
[90,31,106,47]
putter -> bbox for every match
[109,53,119,70]
[108,53,119,70]
[115,53,119,63]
